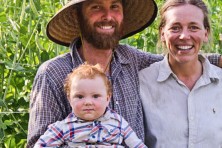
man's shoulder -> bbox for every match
[118,44,145,54]
[140,57,162,70]
[208,63,222,80]
[37,53,72,75]
[34,52,75,86]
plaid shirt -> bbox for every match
[34,108,147,148]
[27,39,220,148]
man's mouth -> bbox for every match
[96,21,116,31]
[100,25,113,30]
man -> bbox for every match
[27,0,221,147]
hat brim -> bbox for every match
[47,0,158,46]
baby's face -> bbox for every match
[69,76,110,121]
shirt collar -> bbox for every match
[157,54,220,82]
[113,44,131,65]
[69,39,131,66]
[157,55,172,82]
[199,55,220,82]
[69,38,84,67]
[65,108,120,123]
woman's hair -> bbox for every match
[64,63,112,99]
[158,0,212,50]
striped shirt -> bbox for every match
[27,38,220,148]
[34,108,147,148]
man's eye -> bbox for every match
[111,4,119,9]
[91,5,101,10]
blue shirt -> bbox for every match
[27,39,163,147]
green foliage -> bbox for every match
[0,0,221,147]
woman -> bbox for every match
[139,0,222,148]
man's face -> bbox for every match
[79,0,124,49]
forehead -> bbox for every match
[83,0,122,5]
[71,75,105,85]
[164,4,204,25]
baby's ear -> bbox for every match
[107,94,112,101]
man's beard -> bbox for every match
[78,16,123,49]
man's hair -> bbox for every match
[64,63,112,99]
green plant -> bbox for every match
[0,0,221,147]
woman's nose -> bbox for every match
[179,29,191,40]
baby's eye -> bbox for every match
[76,95,84,99]
[93,94,100,99]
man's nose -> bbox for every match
[102,9,112,21]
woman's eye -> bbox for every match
[189,26,199,31]
[170,26,180,32]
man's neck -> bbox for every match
[78,40,114,73]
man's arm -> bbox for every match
[219,55,222,67]
[137,51,222,69]
[206,54,222,67]
[27,70,68,148]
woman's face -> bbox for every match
[161,4,209,65]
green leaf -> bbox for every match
[0,99,4,107]
[0,128,4,140]
[0,11,7,22]
[41,50,49,62]
[30,0,39,15]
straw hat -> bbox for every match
[46,0,158,46]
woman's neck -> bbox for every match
[169,59,203,90]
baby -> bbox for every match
[34,63,147,148]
